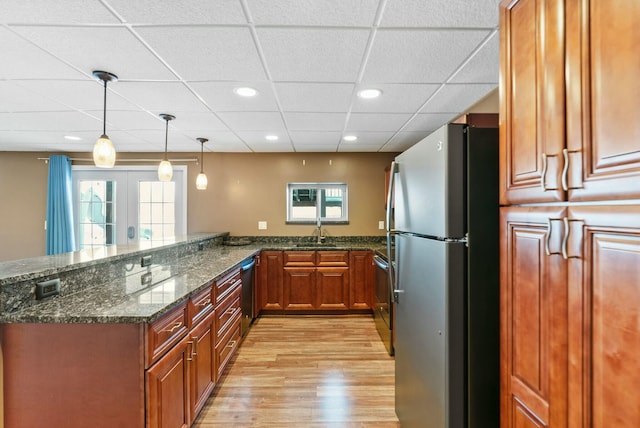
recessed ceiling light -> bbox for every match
[265,135,279,141]
[234,87,258,97]
[64,135,82,141]
[357,88,382,99]
[343,135,358,142]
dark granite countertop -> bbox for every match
[1,235,386,325]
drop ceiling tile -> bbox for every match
[196,132,250,152]
[1,112,101,131]
[449,31,499,83]
[236,131,292,146]
[158,111,229,132]
[134,26,266,81]
[83,110,164,131]
[107,0,247,24]
[420,84,497,113]
[245,143,293,152]
[284,113,346,131]
[338,144,384,152]
[362,29,491,83]
[0,82,70,112]
[345,113,412,132]
[339,131,396,145]
[289,131,342,145]
[380,0,500,28]
[295,144,339,152]
[125,129,199,151]
[275,83,354,112]
[217,112,286,132]
[114,82,207,112]
[14,80,139,111]
[401,113,458,132]
[351,84,440,113]
[382,131,431,152]
[257,28,369,82]
[3,0,119,24]
[0,28,86,80]
[248,0,379,26]
[12,26,175,80]
[189,81,279,112]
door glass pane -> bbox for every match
[77,180,116,249]
[138,181,176,241]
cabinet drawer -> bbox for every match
[316,250,349,267]
[188,284,214,328]
[215,314,241,379]
[146,302,189,367]
[215,287,241,341]
[284,251,316,266]
[215,268,241,305]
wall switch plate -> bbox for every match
[258,221,267,230]
[36,278,61,300]
[378,220,385,230]
[141,255,152,267]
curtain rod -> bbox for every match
[38,157,199,163]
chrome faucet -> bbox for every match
[315,218,324,244]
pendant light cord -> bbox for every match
[102,78,107,136]
[200,141,205,173]
[164,118,169,160]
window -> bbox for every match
[73,166,186,249]
[286,182,348,224]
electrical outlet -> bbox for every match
[141,255,152,267]
[378,220,385,230]
[258,221,267,230]
[36,278,61,300]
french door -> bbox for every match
[72,166,186,249]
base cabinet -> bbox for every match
[189,311,216,419]
[316,267,349,310]
[349,251,374,310]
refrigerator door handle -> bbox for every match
[386,161,398,302]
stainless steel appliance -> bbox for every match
[241,257,256,337]
[386,123,499,428]
[373,251,393,355]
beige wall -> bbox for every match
[0,151,396,262]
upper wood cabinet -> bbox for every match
[565,0,640,201]
[500,0,566,204]
[500,0,640,205]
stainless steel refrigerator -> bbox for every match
[386,123,499,428]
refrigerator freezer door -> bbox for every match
[394,124,465,238]
[394,234,465,428]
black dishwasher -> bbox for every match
[241,257,256,337]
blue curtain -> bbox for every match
[46,155,76,255]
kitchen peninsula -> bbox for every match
[0,233,384,428]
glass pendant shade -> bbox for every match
[93,134,116,168]
[92,70,118,168]
[196,172,208,190]
[158,160,173,182]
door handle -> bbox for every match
[127,226,135,239]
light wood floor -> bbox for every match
[193,315,399,427]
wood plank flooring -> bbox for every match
[192,315,399,427]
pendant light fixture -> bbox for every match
[195,137,208,190]
[158,114,175,182]
[92,70,118,168]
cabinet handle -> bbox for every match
[562,217,582,260]
[198,298,211,307]
[541,153,559,191]
[226,340,237,349]
[164,321,183,333]
[225,307,236,315]
[191,336,198,356]
[561,149,582,191]
[186,341,194,361]
[545,218,563,256]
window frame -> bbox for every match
[286,182,349,224]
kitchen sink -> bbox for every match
[295,243,336,247]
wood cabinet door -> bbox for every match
[258,250,284,310]
[499,0,566,204]
[349,251,374,310]
[316,267,349,310]
[565,205,640,427]
[146,335,191,428]
[500,206,568,428]
[283,267,316,310]
[565,0,640,201]
[189,312,216,418]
